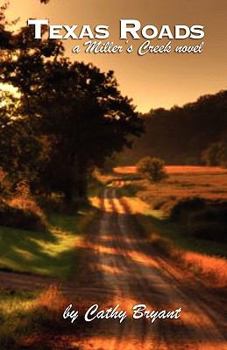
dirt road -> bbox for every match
[72,187,227,350]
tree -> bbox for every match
[202,142,227,167]
[137,156,167,182]
[0,90,47,189]
[0,21,65,192]
[0,8,143,203]
[1,27,143,202]
[32,61,143,202]
[120,90,227,165]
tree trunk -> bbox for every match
[73,156,88,202]
[65,187,74,204]
[78,172,88,199]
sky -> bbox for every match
[5,0,227,113]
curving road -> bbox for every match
[74,187,227,350]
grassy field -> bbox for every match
[115,165,227,210]
[0,212,91,279]
[116,165,227,288]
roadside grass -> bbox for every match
[140,213,227,258]
[0,193,95,280]
[0,173,104,348]
[0,289,35,349]
[122,192,227,288]
[0,285,72,349]
[0,197,98,349]
[0,211,92,279]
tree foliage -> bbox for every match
[137,156,167,182]
[202,142,227,167]
[121,90,227,165]
[0,10,143,203]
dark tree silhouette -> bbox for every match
[23,59,143,201]
[1,22,143,202]
[121,90,227,165]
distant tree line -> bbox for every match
[0,2,143,203]
[120,90,227,166]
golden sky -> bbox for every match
[6,0,227,112]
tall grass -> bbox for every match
[0,284,70,349]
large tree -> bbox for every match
[1,23,143,202]
[0,90,46,189]
[37,60,142,201]
[0,11,65,189]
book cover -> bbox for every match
[0,1,226,349]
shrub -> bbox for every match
[0,199,47,231]
[189,222,227,242]
[190,206,227,224]
[137,156,167,182]
[169,197,206,222]
[202,142,227,166]
[170,198,227,242]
